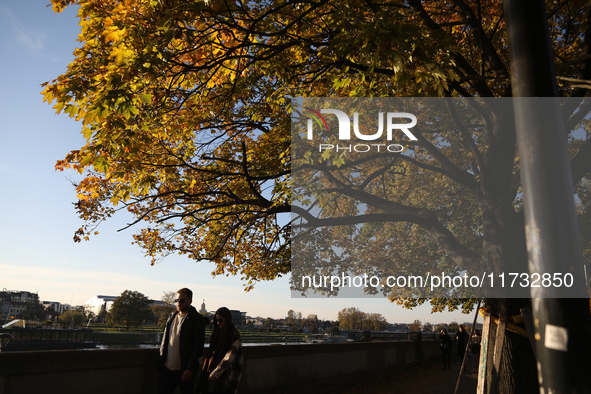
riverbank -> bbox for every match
[85,328,307,346]
[1,325,310,351]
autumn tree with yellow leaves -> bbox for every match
[44,1,591,392]
[337,307,388,330]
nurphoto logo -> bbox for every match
[302,108,418,153]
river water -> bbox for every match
[95,342,307,349]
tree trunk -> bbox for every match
[482,219,540,394]
[479,144,537,392]
[473,102,539,393]
[480,204,539,393]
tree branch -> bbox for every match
[406,0,495,97]
[293,211,480,274]
[571,137,591,185]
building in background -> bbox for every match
[0,291,11,320]
[85,295,174,317]
[199,305,246,327]
[8,301,28,319]
[85,295,117,316]
[199,299,207,314]
[7,290,39,303]
[230,310,247,327]
[0,290,49,321]
[41,301,67,315]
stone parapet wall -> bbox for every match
[0,348,158,394]
[0,341,440,394]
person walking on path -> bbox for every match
[157,288,206,394]
[455,325,469,359]
[439,328,452,370]
[200,307,243,394]
[470,329,482,366]
[415,330,423,367]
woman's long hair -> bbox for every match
[207,307,236,369]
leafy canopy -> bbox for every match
[58,310,87,326]
[151,291,177,326]
[337,307,388,330]
[44,0,591,311]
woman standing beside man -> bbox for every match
[198,307,243,394]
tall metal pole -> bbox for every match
[505,1,591,393]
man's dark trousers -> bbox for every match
[158,366,196,394]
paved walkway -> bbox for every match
[331,355,479,394]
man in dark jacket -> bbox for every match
[157,288,206,394]
[439,328,452,370]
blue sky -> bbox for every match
[0,0,473,325]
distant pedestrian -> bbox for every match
[455,325,469,358]
[439,328,452,370]
[471,329,481,365]
[157,288,206,394]
[415,330,423,367]
[199,307,243,394]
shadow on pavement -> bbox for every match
[329,355,479,394]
